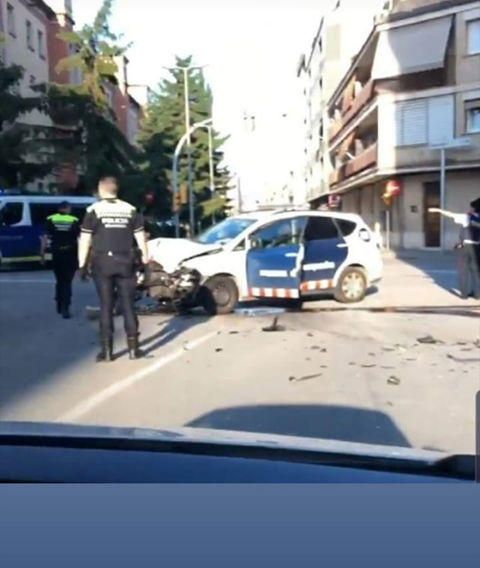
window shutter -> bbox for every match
[428,95,453,145]
[402,99,427,145]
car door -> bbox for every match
[300,215,349,293]
[246,217,306,299]
[0,201,28,261]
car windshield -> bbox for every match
[1,0,478,480]
[196,217,256,245]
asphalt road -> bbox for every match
[0,254,478,454]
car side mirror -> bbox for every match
[249,237,260,249]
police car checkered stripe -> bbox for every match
[300,280,334,292]
[249,288,300,299]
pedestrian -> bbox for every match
[429,199,480,299]
[78,176,149,362]
[40,201,80,319]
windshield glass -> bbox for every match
[196,218,256,245]
[1,0,478,480]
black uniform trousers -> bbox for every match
[52,249,78,311]
[91,252,138,340]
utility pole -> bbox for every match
[172,119,213,237]
[163,64,206,237]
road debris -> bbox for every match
[229,331,239,335]
[215,348,223,353]
[417,335,442,345]
[361,364,376,368]
[236,307,286,317]
[289,373,322,383]
[387,376,401,386]
[262,317,286,332]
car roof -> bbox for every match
[0,196,96,203]
[231,209,364,224]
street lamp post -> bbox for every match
[429,137,472,251]
[163,65,206,237]
[172,118,213,237]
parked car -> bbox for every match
[148,209,383,314]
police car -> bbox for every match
[148,209,383,314]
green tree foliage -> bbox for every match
[0,60,51,187]
[40,0,139,194]
[140,56,232,223]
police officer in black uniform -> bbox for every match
[41,201,80,319]
[78,176,148,362]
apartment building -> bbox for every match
[295,0,386,205]
[326,0,480,250]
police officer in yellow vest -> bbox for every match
[41,201,80,319]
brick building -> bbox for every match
[0,0,143,192]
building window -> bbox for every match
[38,30,45,59]
[26,20,34,51]
[466,101,480,133]
[7,3,16,37]
[467,19,480,55]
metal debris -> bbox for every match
[289,373,322,383]
[417,335,442,345]
[361,364,376,368]
[387,376,401,386]
[262,317,286,332]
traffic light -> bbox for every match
[172,192,182,212]
[180,183,188,205]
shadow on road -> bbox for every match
[186,404,410,448]
[393,251,461,297]
[0,274,210,415]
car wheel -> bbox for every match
[204,275,239,315]
[334,267,367,303]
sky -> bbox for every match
[73,0,332,202]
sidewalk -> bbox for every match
[375,250,479,308]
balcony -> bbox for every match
[344,143,377,177]
[329,143,377,188]
[329,165,345,187]
[342,81,374,128]
[328,80,375,143]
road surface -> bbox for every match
[0,254,478,454]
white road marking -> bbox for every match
[57,330,217,423]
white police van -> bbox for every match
[148,209,383,314]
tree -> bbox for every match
[140,56,232,223]
[40,0,139,193]
[0,60,51,187]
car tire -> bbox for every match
[204,275,239,315]
[334,267,367,304]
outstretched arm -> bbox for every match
[428,208,466,225]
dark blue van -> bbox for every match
[0,195,95,267]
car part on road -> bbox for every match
[334,267,367,303]
[136,262,211,316]
[235,307,286,317]
[262,317,286,332]
[204,275,239,315]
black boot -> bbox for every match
[96,338,114,363]
[62,306,71,319]
[127,336,144,360]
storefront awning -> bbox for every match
[371,16,452,81]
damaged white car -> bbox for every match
[147,210,383,315]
